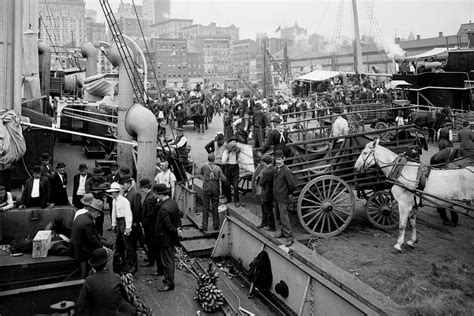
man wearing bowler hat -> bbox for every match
[70,194,106,277]
[49,162,70,206]
[73,163,91,209]
[19,165,52,209]
[153,184,182,291]
[76,248,136,315]
[272,150,296,247]
[139,178,158,269]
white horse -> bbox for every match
[354,139,474,252]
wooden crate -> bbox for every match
[32,230,52,258]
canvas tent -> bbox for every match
[404,48,449,61]
[296,70,342,82]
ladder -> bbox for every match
[262,45,274,98]
[265,49,287,83]
[237,73,261,98]
[99,0,146,105]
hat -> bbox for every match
[227,136,237,142]
[271,116,282,123]
[274,150,284,159]
[139,178,152,188]
[56,162,66,169]
[80,193,103,212]
[88,248,112,267]
[31,165,41,174]
[89,199,104,212]
[216,132,225,141]
[175,127,183,132]
[119,167,130,175]
[119,175,133,185]
[92,182,110,191]
[261,154,273,164]
[153,183,170,195]
[78,163,88,171]
[93,167,104,176]
[106,182,121,193]
[40,152,50,160]
[332,106,342,114]
[275,281,289,298]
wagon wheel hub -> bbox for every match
[322,202,333,213]
[381,205,391,216]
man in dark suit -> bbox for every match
[120,175,142,274]
[49,162,69,206]
[39,152,54,177]
[458,120,474,157]
[73,164,92,209]
[154,184,182,291]
[75,248,135,316]
[139,178,159,271]
[19,165,51,208]
[70,194,105,278]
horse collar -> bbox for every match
[388,155,408,182]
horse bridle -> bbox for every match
[360,146,376,171]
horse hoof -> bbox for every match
[407,241,415,248]
[393,245,403,253]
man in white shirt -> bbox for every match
[107,182,134,274]
[331,106,349,148]
[73,164,91,209]
[19,165,51,208]
[154,161,177,199]
[0,186,14,212]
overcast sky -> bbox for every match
[86,0,473,41]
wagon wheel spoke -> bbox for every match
[327,181,342,200]
[318,213,328,234]
[331,209,348,223]
[307,189,324,204]
[309,211,325,232]
[365,190,399,230]
[326,213,332,233]
[331,192,352,207]
[302,197,322,206]
[301,208,322,219]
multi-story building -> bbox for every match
[280,22,307,41]
[182,23,239,41]
[85,19,106,43]
[230,39,258,80]
[150,19,193,39]
[143,0,170,24]
[249,59,257,84]
[201,36,232,85]
[116,3,151,38]
[150,38,188,88]
[39,0,86,48]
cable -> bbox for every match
[39,14,64,70]
[131,0,162,102]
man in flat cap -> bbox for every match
[261,116,290,157]
[73,163,91,209]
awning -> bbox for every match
[404,48,449,61]
[385,80,412,90]
[296,70,341,82]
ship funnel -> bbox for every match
[81,42,98,77]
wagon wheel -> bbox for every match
[297,175,355,237]
[251,163,265,195]
[374,121,394,141]
[365,190,399,229]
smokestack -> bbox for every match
[438,32,443,37]
[395,37,400,44]
[416,35,420,40]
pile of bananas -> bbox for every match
[195,271,225,312]
[121,273,152,316]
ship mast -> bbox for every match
[351,0,364,73]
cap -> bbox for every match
[31,165,41,174]
[119,175,133,185]
[78,163,88,171]
[175,127,183,132]
[93,167,104,176]
[56,162,66,169]
[261,154,273,164]
[271,116,282,123]
[274,150,284,159]
[106,182,121,193]
[139,178,152,188]
[88,248,112,267]
[80,193,102,212]
[153,183,170,195]
[40,152,50,160]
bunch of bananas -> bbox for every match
[121,273,152,316]
[195,271,225,312]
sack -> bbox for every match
[248,250,272,290]
[48,240,70,256]
[10,239,33,254]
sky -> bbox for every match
[86,0,473,41]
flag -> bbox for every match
[275,25,281,33]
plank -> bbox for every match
[180,239,217,257]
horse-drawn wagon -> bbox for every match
[247,107,426,237]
